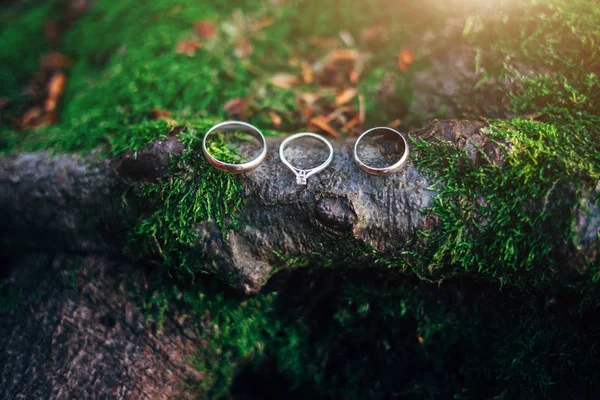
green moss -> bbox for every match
[465,0,600,138]
[410,116,598,288]
[139,287,171,334]
[1,0,250,155]
[0,1,56,99]
[185,288,277,397]
[1,0,297,155]
[129,125,244,277]
[401,0,600,290]
[0,0,453,156]
[467,0,599,78]
[142,272,600,399]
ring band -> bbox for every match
[279,133,334,185]
[354,127,409,176]
[202,121,267,173]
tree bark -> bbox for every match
[1,120,598,293]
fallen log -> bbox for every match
[1,120,598,293]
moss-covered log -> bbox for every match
[2,120,597,293]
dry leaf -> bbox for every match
[169,126,187,136]
[310,116,340,138]
[307,36,340,47]
[15,107,57,130]
[351,55,367,85]
[223,97,248,117]
[42,52,72,69]
[234,38,254,58]
[176,39,202,56]
[272,73,300,89]
[398,49,414,72]
[299,93,319,120]
[41,112,57,126]
[343,116,360,131]
[326,49,360,64]
[269,111,282,128]
[361,26,381,43]
[44,72,66,112]
[194,21,217,38]
[386,118,402,129]
[335,87,357,106]
[350,68,360,84]
[524,111,544,120]
[251,17,274,32]
[325,106,353,123]
[44,20,59,44]
[14,52,71,130]
[67,0,90,15]
[151,109,171,120]
[339,31,355,47]
[301,61,314,84]
[302,104,313,121]
[19,107,43,127]
[300,92,320,105]
[358,94,366,124]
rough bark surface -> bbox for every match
[1,120,598,293]
[0,253,203,399]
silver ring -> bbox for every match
[202,121,267,173]
[279,133,334,185]
[354,127,409,175]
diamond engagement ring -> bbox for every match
[279,132,334,185]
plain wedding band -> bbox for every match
[353,127,409,176]
[202,121,267,173]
